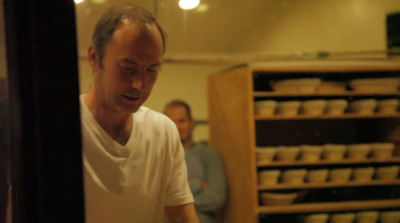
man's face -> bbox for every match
[89,21,163,114]
[165,105,194,143]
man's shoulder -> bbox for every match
[135,106,175,126]
[194,142,219,154]
[195,141,213,149]
[136,106,165,119]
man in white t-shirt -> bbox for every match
[80,4,199,223]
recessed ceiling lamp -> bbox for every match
[179,0,200,10]
[74,0,84,4]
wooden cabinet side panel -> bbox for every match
[208,67,257,223]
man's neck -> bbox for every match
[182,140,195,150]
[84,90,132,146]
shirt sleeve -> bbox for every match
[193,147,227,212]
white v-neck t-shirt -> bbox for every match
[80,95,193,223]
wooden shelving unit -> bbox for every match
[257,199,400,214]
[208,61,400,223]
[255,113,400,120]
[253,91,400,97]
[257,157,400,167]
[258,179,400,191]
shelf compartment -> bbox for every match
[255,113,400,120]
[253,91,400,97]
[258,179,400,191]
[257,157,400,167]
[257,199,400,214]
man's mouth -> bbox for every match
[123,94,141,101]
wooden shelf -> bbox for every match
[258,179,400,191]
[255,113,400,120]
[257,157,400,167]
[257,199,400,214]
[253,91,400,97]
[209,64,400,223]
[250,63,400,73]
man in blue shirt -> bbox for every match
[164,100,227,223]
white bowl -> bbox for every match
[299,145,322,161]
[317,81,347,93]
[322,144,346,161]
[272,78,321,93]
[349,99,378,115]
[276,101,301,116]
[260,192,298,206]
[303,213,329,223]
[328,168,353,182]
[370,143,395,159]
[281,169,307,184]
[356,211,379,223]
[346,144,371,160]
[300,100,327,116]
[352,167,375,182]
[256,147,276,163]
[275,146,300,161]
[255,100,278,116]
[330,213,355,223]
[325,99,348,115]
[306,169,329,183]
[376,99,399,114]
[380,211,400,223]
[258,170,281,185]
[349,78,400,93]
[375,165,399,180]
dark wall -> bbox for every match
[0,78,10,222]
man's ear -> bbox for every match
[87,45,99,71]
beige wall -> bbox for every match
[144,63,228,142]
[232,0,400,54]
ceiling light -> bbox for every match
[179,0,200,10]
[74,0,84,4]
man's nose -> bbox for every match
[131,69,146,89]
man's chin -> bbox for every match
[117,104,141,114]
[117,97,146,114]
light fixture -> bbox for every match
[74,0,84,4]
[179,0,200,10]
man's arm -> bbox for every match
[193,148,227,212]
[165,203,199,223]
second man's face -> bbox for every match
[165,106,194,143]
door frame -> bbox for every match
[4,0,85,222]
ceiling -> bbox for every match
[74,0,400,63]
[74,0,270,59]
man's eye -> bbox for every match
[148,66,161,73]
[147,68,158,73]
[121,66,137,73]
